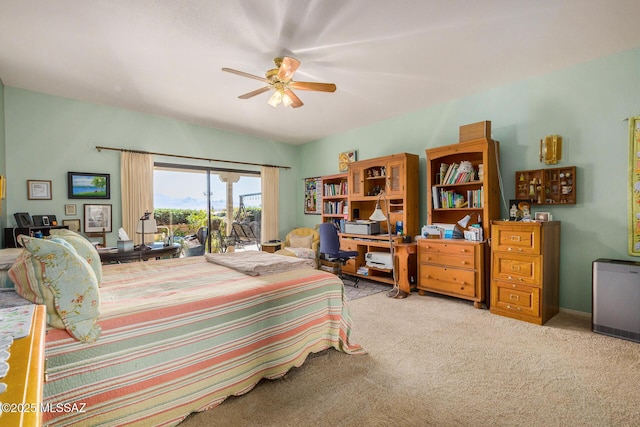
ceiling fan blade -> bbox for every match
[290,81,337,92]
[222,67,270,84]
[277,57,300,82]
[284,89,304,108]
[238,86,271,99]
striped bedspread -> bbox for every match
[43,256,364,426]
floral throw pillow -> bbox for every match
[49,228,102,284]
[9,235,101,343]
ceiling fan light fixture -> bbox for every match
[268,90,282,107]
[282,92,293,108]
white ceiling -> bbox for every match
[1,1,640,145]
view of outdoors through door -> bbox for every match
[153,165,261,254]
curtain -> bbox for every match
[121,152,154,245]
[260,166,279,243]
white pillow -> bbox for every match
[289,234,313,249]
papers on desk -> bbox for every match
[0,305,34,339]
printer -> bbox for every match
[344,220,380,235]
[365,252,393,269]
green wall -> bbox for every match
[299,46,640,314]
[2,88,300,246]
[3,46,639,313]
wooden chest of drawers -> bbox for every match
[417,239,485,308]
[490,221,560,324]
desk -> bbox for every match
[394,242,417,296]
[99,243,181,264]
[1,305,46,427]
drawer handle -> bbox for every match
[509,294,519,301]
[510,236,521,242]
[506,305,522,312]
[510,265,521,272]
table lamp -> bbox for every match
[370,191,407,299]
[135,211,157,251]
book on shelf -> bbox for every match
[438,163,449,185]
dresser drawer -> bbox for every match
[419,251,475,269]
[419,264,477,298]
[492,252,541,286]
[491,280,540,318]
[491,224,541,255]
[340,240,359,252]
[419,240,477,256]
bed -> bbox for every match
[4,237,364,426]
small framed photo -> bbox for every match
[535,212,552,221]
[27,180,52,200]
[65,204,77,216]
[62,219,81,232]
[84,204,112,233]
[338,150,357,172]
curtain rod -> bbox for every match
[95,145,291,169]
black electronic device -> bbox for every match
[33,214,58,227]
[14,212,33,227]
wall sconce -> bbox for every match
[540,135,562,165]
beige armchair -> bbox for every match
[275,227,320,268]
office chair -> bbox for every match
[319,222,359,287]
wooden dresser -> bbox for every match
[490,221,560,325]
[417,239,485,308]
[1,304,46,426]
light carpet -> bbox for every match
[179,292,640,427]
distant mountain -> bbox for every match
[154,194,227,210]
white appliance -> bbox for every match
[592,259,640,343]
[365,252,393,269]
[344,220,380,235]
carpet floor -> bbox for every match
[180,291,640,427]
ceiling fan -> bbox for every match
[222,57,336,108]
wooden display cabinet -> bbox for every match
[343,152,419,285]
[347,152,419,237]
[515,166,576,205]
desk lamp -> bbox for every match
[370,191,407,299]
[135,211,157,251]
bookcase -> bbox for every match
[425,138,500,241]
[420,136,500,307]
[321,173,349,230]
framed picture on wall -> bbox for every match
[84,204,112,232]
[65,203,77,216]
[68,172,110,199]
[62,219,81,232]
[304,177,322,215]
[27,180,52,200]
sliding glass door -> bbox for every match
[153,164,261,253]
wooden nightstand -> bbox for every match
[261,241,283,253]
